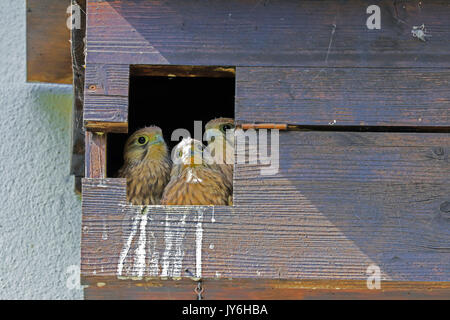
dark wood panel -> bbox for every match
[236,67,450,127]
[235,131,450,184]
[70,0,87,194]
[233,132,450,281]
[83,64,130,132]
[85,64,130,96]
[81,132,450,282]
[83,95,129,132]
[131,65,235,78]
[83,277,450,300]
[86,0,450,67]
[27,0,72,84]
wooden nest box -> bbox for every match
[72,0,450,299]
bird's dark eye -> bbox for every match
[220,124,233,133]
[137,136,148,145]
[178,150,183,157]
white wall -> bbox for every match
[0,0,83,299]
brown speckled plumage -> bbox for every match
[161,138,232,205]
[117,126,171,205]
[205,118,234,204]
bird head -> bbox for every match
[172,137,213,169]
[123,126,168,164]
[204,118,235,164]
[204,118,235,143]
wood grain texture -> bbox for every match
[233,131,450,281]
[84,95,129,132]
[236,67,450,127]
[85,64,130,96]
[86,0,450,67]
[70,0,86,193]
[130,65,235,78]
[83,277,450,300]
[81,0,450,298]
[27,0,72,84]
[81,132,450,283]
[85,131,107,178]
[84,64,129,132]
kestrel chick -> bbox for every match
[161,138,232,205]
[204,118,234,197]
[117,126,171,205]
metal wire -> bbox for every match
[194,281,204,300]
[186,269,204,300]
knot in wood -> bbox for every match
[439,201,450,214]
[433,147,445,157]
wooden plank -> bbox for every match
[131,65,235,78]
[232,131,450,281]
[85,64,130,96]
[86,0,450,67]
[81,132,450,282]
[84,64,130,133]
[84,94,129,132]
[83,277,450,300]
[70,0,87,193]
[236,67,450,127]
[27,0,72,84]
[84,131,107,178]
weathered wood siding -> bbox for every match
[236,67,450,127]
[83,0,450,133]
[71,0,87,193]
[83,277,450,300]
[84,64,130,132]
[86,0,450,67]
[81,0,450,298]
[82,131,450,282]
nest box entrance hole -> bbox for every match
[107,65,236,179]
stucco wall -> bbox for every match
[0,1,83,299]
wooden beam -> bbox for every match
[130,65,235,78]
[83,277,450,300]
[236,67,450,127]
[85,64,130,96]
[27,0,72,84]
[86,0,450,67]
[70,0,87,194]
[83,64,130,133]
